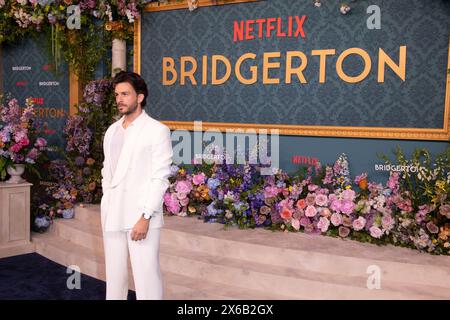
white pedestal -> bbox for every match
[0,182,35,258]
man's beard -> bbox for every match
[119,102,138,115]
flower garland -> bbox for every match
[164,148,450,255]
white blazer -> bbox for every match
[100,110,173,232]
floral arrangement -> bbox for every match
[163,147,450,255]
[0,1,145,82]
[0,95,48,180]
[40,78,118,219]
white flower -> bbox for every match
[125,9,135,23]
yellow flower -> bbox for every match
[288,186,293,192]
[435,180,445,190]
[188,206,196,213]
[179,168,185,175]
[432,239,437,244]
[105,22,112,31]
[59,5,64,11]
[345,185,352,190]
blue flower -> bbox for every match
[207,178,220,190]
[207,203,218,216]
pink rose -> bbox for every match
[175,180,193,194]
[330,199,341,213]
[381,215,394,230]
[342,189,356,201]
[338,226,350,238]
[305,205,317,217]
[291,218,300,231]
[439,204,450,219]
[35,137,47,148]
[192,173,206,185]
[306,193,316,206]
[19,137,30,146]
[317,217,330,233]
[315,194,328,207]
[426,221,439,234]
[352,216,366,231]
[177,192,187,200]
[10,144,23,153]
[369,226,383,238]
[320,207,332,218]
[308,184,318,192]
[341,199,355,215]
[331,213,343,226]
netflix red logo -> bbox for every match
[16,81,28,86]
[291,155,319,166]
[32,97,44,105]
[233,15,307,42]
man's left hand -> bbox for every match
[130,216,150,241]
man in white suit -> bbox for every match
[100,71,173,300]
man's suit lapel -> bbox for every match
[110,113,147,188]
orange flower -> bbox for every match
[88,182,96,191]
[64,202,73,209]
[359,178,368,190]
[86,158,95,166]
[280,207,293,220]
[296,199,307,210]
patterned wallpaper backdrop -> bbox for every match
[140,0,449,129]
[1,36,70,156]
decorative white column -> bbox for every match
[0,182,35,258]
[111,38,127,77]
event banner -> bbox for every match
[138,0,449,139]
[1,37,70,155]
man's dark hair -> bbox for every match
[113,71,149,107]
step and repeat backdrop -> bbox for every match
[137,0,449,182]
[1,37,70,155]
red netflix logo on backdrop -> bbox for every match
[32,97,44,105]
[291,155,319,166]
[233,16,307,42]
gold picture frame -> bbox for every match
[134,0,450,141]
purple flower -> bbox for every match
[75,156,85,166]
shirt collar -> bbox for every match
[118,109,147,128]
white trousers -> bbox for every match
[102,228,163,300]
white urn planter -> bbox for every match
[6,164,26,184]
